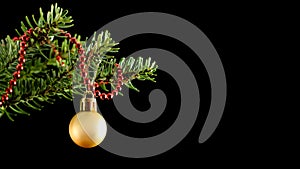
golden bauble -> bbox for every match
[69,111,107,148]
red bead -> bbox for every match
[81,71,88,78]
[20,35,27,41]
[20,41,27,48]
[79,63,85,69]
[116,85,122,91]
[117,69,122,73]
[76,42,81,49]
[13,37,19,41]
[18,57,26,63]
[28,28,33,33]
[65,33,71,38]
[115,63,119,67]
[20,47,25,52]
[118,74,123,80]
[16,64,24,71]
[20,35,25,41]
[94,90,100,97]
[118,80,123,86]
[112,89,118,96]
[107,93,113,99]
[61,62,65,67]
[0,101,3,107]
[2,94,8,102]
[84,78,90,85]
[79,56,85,62]
[13,71,21,79]
[70,37,76,43]
[26,30,32,35]
[56,56,62,62]
[18,49,26,55]
[103,93,108,99]
[78,49,84,55]
[6,87,13,94]
[94,82,99,88]
[100,93,107,100]
[5,95,9,101]
[10,79,17,86]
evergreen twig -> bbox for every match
[0,3,158,120]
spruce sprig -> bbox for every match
[0,3,158,121]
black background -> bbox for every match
[0,0,286,167]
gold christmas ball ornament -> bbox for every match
[69,93,107,148]
[69,111,107,148]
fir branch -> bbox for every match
[0,3,81,119]
[0,36,19,70]
[0,3,159,120]
[73,31,119,93]
[95,56,158,92]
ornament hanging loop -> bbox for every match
[80,91,97,112]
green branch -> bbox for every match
[0,3,158,121]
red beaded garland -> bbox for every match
[0,27,32,107]
[59,30,123,100]
[92,63,124,100]
[0,28,124,107]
